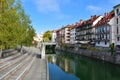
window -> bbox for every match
[98,41,100,44]
[117,18,118,24]
[105,41,107,45]
[117,27,119,34]
[116,9,119,15]
[117,37,120,41]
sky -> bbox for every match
[22,0,120,34]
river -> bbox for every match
[47,51,120,80]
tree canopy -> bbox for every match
[0,0,35,50]
[43,31,51,42]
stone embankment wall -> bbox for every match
[56,46,120,65]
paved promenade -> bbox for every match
[24,47,48,80]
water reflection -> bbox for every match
[48,51,120,80]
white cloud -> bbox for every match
[31,0,71,20]
[32,0,71,13]
[33,0,60,13]
[87,5,102,12]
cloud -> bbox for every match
[87,5,102,12]
[33,0,60,13]
[31,0,71,20]
[32,0,71,13]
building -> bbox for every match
[76,16,102,44]
[61,25,71,44]
[56,29,61,45]
[70,24,76,44]
[55,4,120,47]
[113,4,120,46]
[33,34,43,47]
[94,12,115,47]
[51,30,57,42]
[33,34,43,42]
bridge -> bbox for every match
[39,42,56,59]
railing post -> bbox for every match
[41,44,46,59]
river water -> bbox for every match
[47,51,120,80]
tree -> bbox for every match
[43,31,51,42]
[109,43,115,56]
[0,0,35,51]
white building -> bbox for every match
[51,30,57,42]
[76,16,102,44]
[114,4,120,46]
[95,12,115,47]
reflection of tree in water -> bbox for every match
[45,45,56,54]
[55,52,120,80]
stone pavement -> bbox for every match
[23,47,48,80]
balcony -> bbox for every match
[95,30,110,35]
[86,32,94,35]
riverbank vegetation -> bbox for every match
[0,0,35,50]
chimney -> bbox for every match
[79,19,83,24]
[104,13,107,16]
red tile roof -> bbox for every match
[94,11,114,27]
[76,15,99,28]
[83,16,99,25]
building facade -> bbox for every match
[114,4,120,46]
[70,25,76,44]
[55,4,120,47]
[51,30,57,42]
[95,12,115,47]
[61,26,71,44]
[56,29,61,45]
[76,16,102,44]
[56,25,71,44]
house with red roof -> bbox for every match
[94,11,115,47]
[70,24,77,44]
[75,15,103,44]
[56,25,72,44]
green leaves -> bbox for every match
[0,0,35,50]
[43,31,51,42]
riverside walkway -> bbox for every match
[24,47,48,80]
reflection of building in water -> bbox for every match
[70,60,76,74]
[65,59,70,72]
[51,56,56,64]
[65,59,76,74]
[57,56,76,74]
[47,55,56,64]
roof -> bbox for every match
[83,16,99,25]
[76,15,99,28]
[76,21,83,28]
[94,11,114,28]
[114,4,120,8]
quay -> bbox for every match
[0,47,49,80]
[24,47,49,80]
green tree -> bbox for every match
[43,31,51,42]
[0,0,35,51]
[109,43,115,56]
